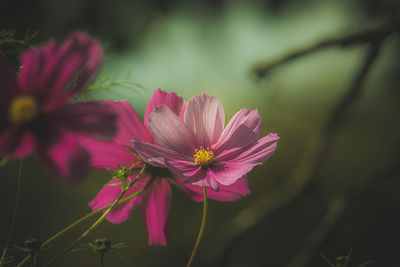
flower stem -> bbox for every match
[186,186,208,267]
[43,164,147,267]
[31,252,37,267]
[100,251,104,267]
[16,164,148,267]
[0,160,22,266]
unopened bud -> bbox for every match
[25,238,42,252]
[95,238,111,251]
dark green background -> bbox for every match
[1,0,400,266]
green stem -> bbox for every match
[16,164,148,267]
[186,186,208,267]
[43,164,147,267]
[0,160,22,266]
[100,251,104,267]
[31,253,37,267]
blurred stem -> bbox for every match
[44,163,147,267]
[16,164,148,267]
[252,22,398,78]
[31,253,37,267]
[100,251,104,267]
[285,197,346,267]
[186,186,208,267]
[211,37,386,266]
[287,140,400,267]
[0,160,22,266]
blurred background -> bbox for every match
[1,0,400,266]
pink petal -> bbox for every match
[18,41,55,95]
[165,159,204,181]
[179,102,186,120]
[227,133,280,165]
[131,138,183,167]
[105,100,153,146]
[214,108,262,156]
[0,127,34,158]
[209,174,220,191]
[90,178,124,210]
[208,161,255,186]
[106,196,141,224]
[176,159,255,188]
[183,93,225,147]
[190,170,220,191]
[148,105,195,155]
[53,102,118,138]
[81,138,138,170]
[13,131,35,158]
[38,133,90,184]
[144,89,184,131]
[18,32,103,111]
[180,176,251,202]
[89,175,149,223]
[80,100,150,170]
[141,178,172,246]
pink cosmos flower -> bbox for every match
[0,32,117,183]
[132,93,279,191]
[84,89,250,246]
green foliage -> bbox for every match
[88,238,126,253]
[0,255,14,265]
[0,28,38,48]
[71,238,129,265]
[79,69,147,102]
[321,250,374,267]
[105,162,142,191]
[0,28,38,69]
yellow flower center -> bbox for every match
[8,96,38,125]
[194,146,214,167]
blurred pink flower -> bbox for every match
[84,89,250,246]
[132,93,279,191]
[0,32,117,183]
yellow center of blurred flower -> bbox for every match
[8,96,38,125]
[194,146,214,167]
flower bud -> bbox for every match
[24,238,42,252]
[94,238,111,251]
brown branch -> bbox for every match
[206,38,386,266]
[252,23,398,79]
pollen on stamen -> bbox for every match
[193,146,214,167]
